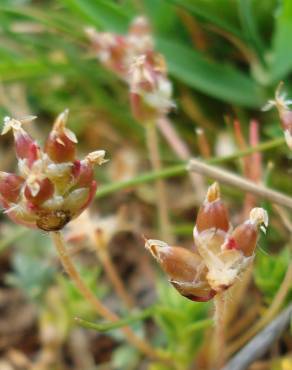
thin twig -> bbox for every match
[95,137,285,199]
[50,231,163,361]
[222,304,292,370]
[188,158,292,209]
[146,122,173,243]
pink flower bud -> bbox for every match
[0,172,24,203]
[24,178,54,206]
[85,28,128,78]
[1,117,39,167]
[45,110,77,163]
[195,182,229,234]
[129,54,174,123]
[231,207,268,256]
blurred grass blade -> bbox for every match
[169,0,244,40]
[186,318,213,334]
[157,38,264,107]
[60,0,131,32]
[270,0,292,81]
[75,307,156,332]
[237,0,266,65]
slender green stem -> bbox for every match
[75,306,156,332]
[96,137,285,199]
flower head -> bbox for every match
[86,16,175,123]
[129,54,174,122]
[145,183,268,301]
[262,82,292,149]
[0,111,106,231]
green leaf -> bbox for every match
[157,38,264,107]
[237,0,266,64]
[60,0,132,32]
[169,0,244,39]
[270,0,292,80]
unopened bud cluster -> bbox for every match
[0,111,106,231]
[146,182,268,302]
[262,82,292,149]
[86,16,174,122]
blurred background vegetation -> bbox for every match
[0,1,291,369]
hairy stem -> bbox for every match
[50,231,161,360]
[146,121,173,243]
[212,293,226,369]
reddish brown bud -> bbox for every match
[0,172,24,203]
[231,223,257,257]
[45,110,77,163]
[231,207,268,256]
[15,133,39,167]
[145,239,215,302]
[24,178,54,205]
[196,182,229,233]
[72,160,94,188]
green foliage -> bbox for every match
[157,38,264,107]
[154,280,212,365]
[254,247,291,304]
[58,265,107,320]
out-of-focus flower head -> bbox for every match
[129,54,174,122]
[85,16,175,122]
[145,182,268,301]
[0,111,106,231]
[85,16,153,82]
[262,82,292,149]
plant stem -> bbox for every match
[50,231,162,360]
[212,293,226,370]
[96,137,285,199]
[100,249,135,308]
[158,117,206,200]
[85,211,134,309]
[145,121,173,243]
[188,158,292,209]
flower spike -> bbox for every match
[0,112,107,231]
[146,183,268,300]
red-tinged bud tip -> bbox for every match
[45,110,77,163]
[195,183,229,233]
[0,172,24,203]
[24,178,54,205]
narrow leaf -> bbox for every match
[157,38,264,107]
[270,0,292,80]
